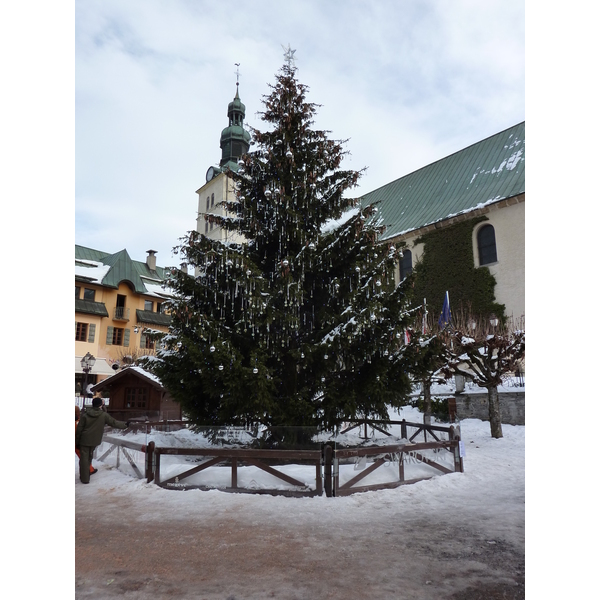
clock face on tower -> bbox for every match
[206,166,215,182]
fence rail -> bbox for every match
[92,419,464,498]
[153,447,323,497]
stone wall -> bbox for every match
[455,391,525,425]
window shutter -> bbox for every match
[106,326,114,345]
[124,328,130,347]
[140,333,146,349]
[88,323,96,343]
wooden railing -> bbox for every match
[153,447,322,497]
[93,419,463,498]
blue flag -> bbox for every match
[438,291,451,329]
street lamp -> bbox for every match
[80,352,96,412]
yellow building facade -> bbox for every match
[75,246,172,396]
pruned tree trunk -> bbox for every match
[422,380,432,425]
[487,385,503,438]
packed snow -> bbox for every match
[76,404,523,510]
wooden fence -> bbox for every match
[153,447,323,497]
[94,419,463,498]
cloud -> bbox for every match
[74,0,525,267]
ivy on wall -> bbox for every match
[411,216,505,321]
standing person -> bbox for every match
[75,405,97,476]
[75,397,129,484]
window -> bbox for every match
[76,322,96,342]
[399,249,412,280]
[156,302,162,313]
[206,196,210,211]
[477,225,498,265]
[83,288,95,301]
[75,286,81,299]
[112,327,124,345]
[126,387,148,408]
[205,220,209,234]
[106,326,129,346]
[144,300,153,311]
[211,193,215,208]
[75,322,88,341]
[141,334,155,350]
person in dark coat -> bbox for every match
[75,405,97,476]
[75,397,129,484]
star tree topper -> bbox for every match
[282,43,296,68]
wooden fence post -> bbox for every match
[231,458,238,489]
[450,425,464,473]
[401,419,407,440]
[324,444,333,497]
[154,452,161,485]
[145,441,155,483]
[399,450,405,482]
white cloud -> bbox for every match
[74,0,525,267]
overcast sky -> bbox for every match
[72,0,525,268]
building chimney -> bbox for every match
[146,249,157,271]
[180,263,188,275]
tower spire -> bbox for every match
[218,63,250,170]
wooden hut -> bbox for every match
[90,366,181,422]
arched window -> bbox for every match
[399,249,412,280]
[477,225,497,265]
[206,196,210,211]
[211,193,215,208]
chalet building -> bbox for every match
[361,122,525,321]
[90,366,181,422]
[75,245,173,397]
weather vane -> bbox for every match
[234,63,241,87]
[281,43,296,68]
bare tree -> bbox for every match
[403,309,447,425]
[113,345,157,367]
[440,312,525,438]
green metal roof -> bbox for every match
[75,299,109,317]
[360,122,525,239]
[135,309,172,326]
[75,245,168,295]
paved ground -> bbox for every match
[75,470,524,600]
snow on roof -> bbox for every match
[128,365,163,386]
[143,281,175,299]
[321,206,361,234]
[75,260,111,283]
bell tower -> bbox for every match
[205,66,251,183]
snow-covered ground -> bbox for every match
[16,391,591,597]
[71,406,525,598]
[79,406,523,512]
[95,405,464,493]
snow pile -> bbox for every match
[89,405,513,495]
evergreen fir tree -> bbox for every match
[147,57,416,430]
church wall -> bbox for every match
[472,199,525,320]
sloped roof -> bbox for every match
[136,309,171,326]
[75,298,110,317]
[90,366,164,392]
[75,245,171,297]
[361,122,525,239]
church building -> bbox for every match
[361,122,525,321]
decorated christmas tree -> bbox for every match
[147,51,416,430]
